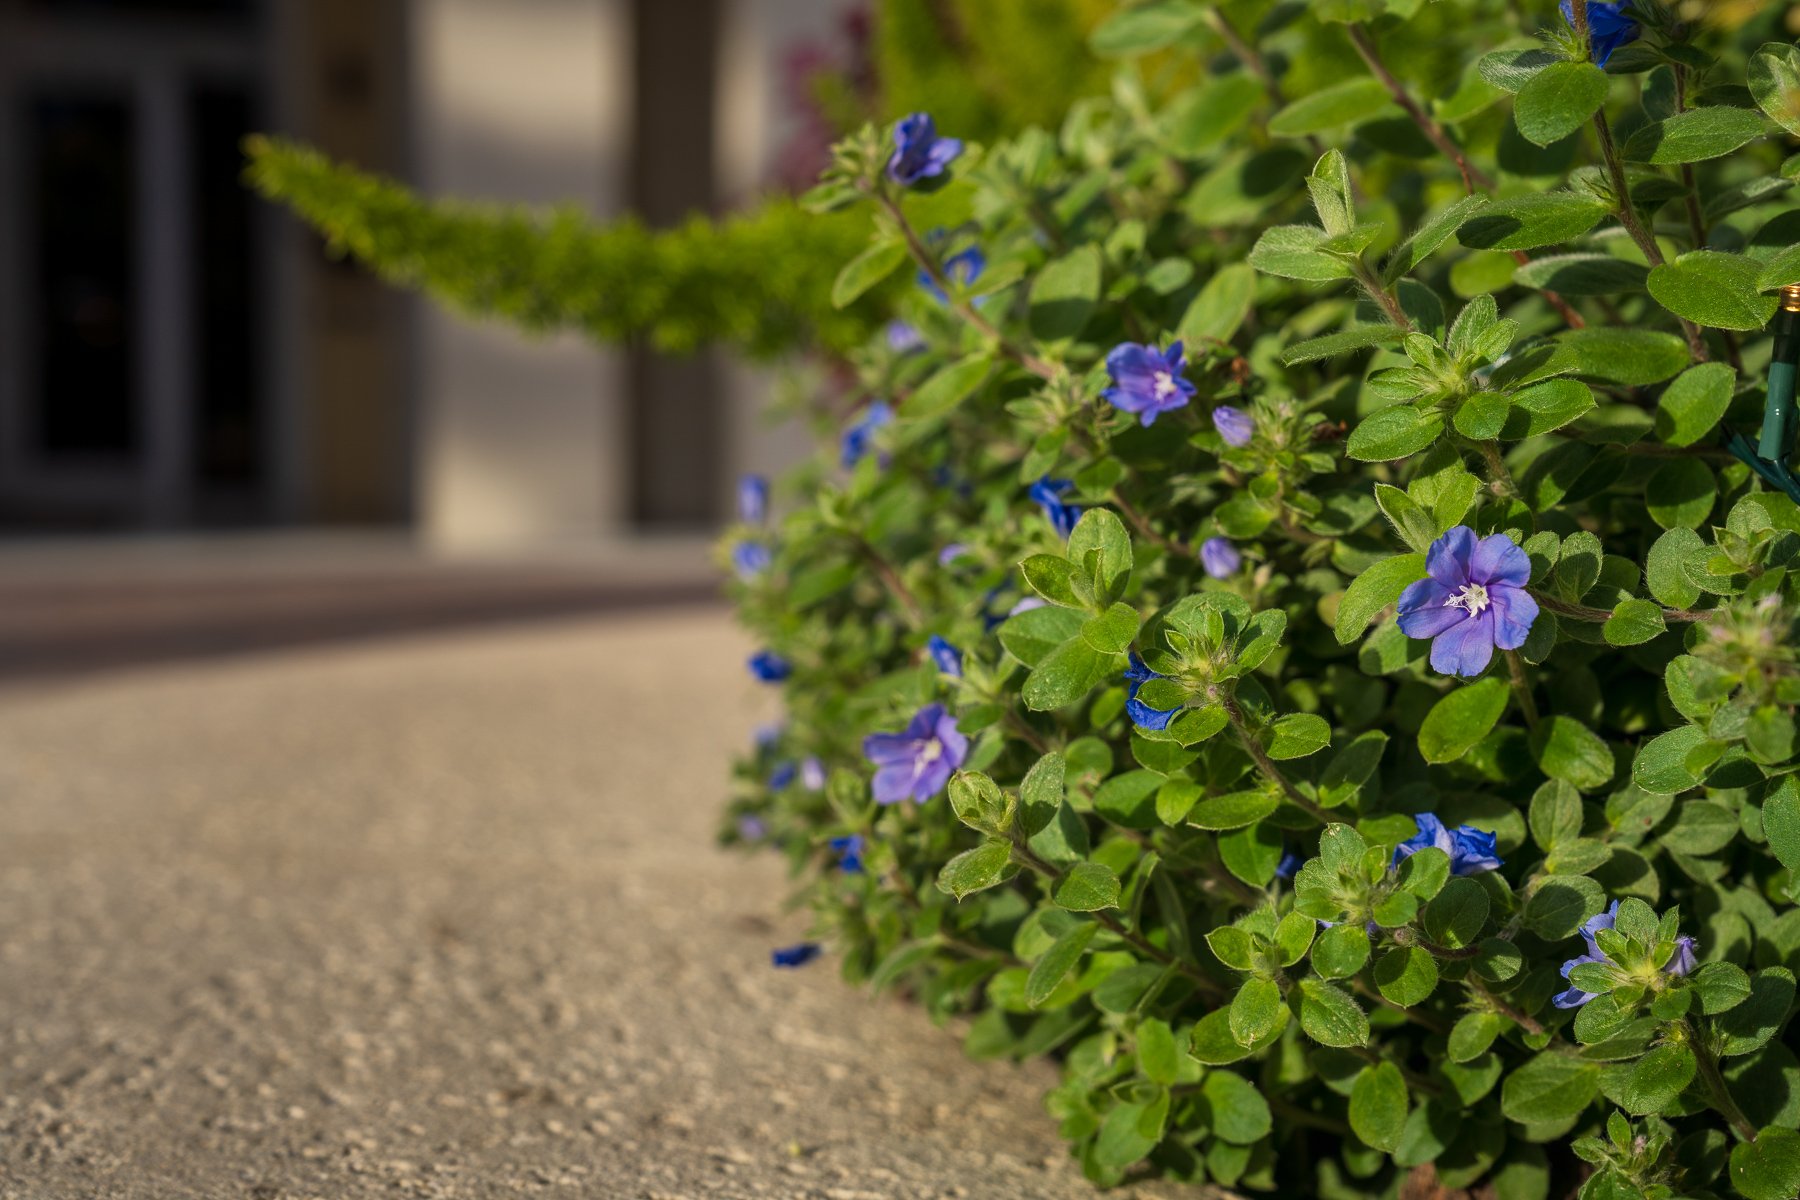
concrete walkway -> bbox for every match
[0,609,1181,1199]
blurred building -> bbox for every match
[0,0,854,548]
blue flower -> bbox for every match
[863,703,968,805]
[1102,341,1198,427]
[1124,652,1179,731]
[841,401,893,468]
[733,541,772,580]
[738,474,769,524]
[1275,848,1302,880]
[754,722,783,750]
[919,247,985,305]
[737,814,767,841]
[1397,526,1539,678]
[886,112,963,186]
[800,757,826,791]
[748,650,792,683]
[938,543,970,567]
[769,761,798,789]
[829,834,866,874]
[1029,477,1082,539]
[1551,902,1698,1008]
[1561,0,1639,68]
[1391,813,1503,876]
[1212,405,1255,448]
[886,320,926,354]
[772,942,823,968]
[928,634,964,677]
[1200,537,1241,579]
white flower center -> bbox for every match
[1443,582,1490,616]
[1152,370,1178,399]
[919,738,943,763]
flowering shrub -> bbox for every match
[727,3,1800,1197]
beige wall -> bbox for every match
[409,0,631,551]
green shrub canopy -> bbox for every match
[726,3,1800,1197]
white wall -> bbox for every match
[410,0,632,551]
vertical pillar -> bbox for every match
[138,66,194,528]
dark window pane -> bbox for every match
[188,82,260,490]
[28,93,137,457]
[24,0,252,15]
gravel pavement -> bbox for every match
[0,609,1182,1199]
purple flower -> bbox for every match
[1551,902,1701,1009]
[733,541,772,580]
[1561,0,1639,68]
[1392,813,1503,876]
[1008,596,1049,617]
[1275,847,1302,880]
[1124,652,1179,731]
[737,814,767,841]
[1029,477,1082,539]
[919,247,985,305]
[1668,935,1699,977]
[928,634,964,677]
[754,722,784,750]
[800,757,826,791]
[841,401,893,468]
[1200,537,1241,579]
[738,474,769,524]
[1102,341,1198,427]
[863,703,968,805]
[748,650,792,683]
[886,320,926,354]
[939,543,971,567]
[1396,527,1539,678]
[886,112,963,186]
[829,834,866,874]
[769,761,798,790]
[772,942,823,968]
[1212,406,1255,448]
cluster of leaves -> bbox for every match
[724,2,1800,1198]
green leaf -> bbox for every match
[1718,968,1797,1057]
[1136,1018,1181,1085]
[1603,599,1666,646]
[1022,636,1109,711]
[1477,47,1560,94]
[1089,0,1203,55]
[831,238,907,308]
[1068,508,1134,592]
[1028,245,1102,341]
[1187,789,1280,831]
[1349,1062,1409,1153]
[1648,251,1779,332]
[1458,193,1609,251]
[1614,1043,1696,1116]
[1693,961,1753,1015]
[1513,60,1609,147]
[904,353,994,419]
[1731,1127,1800,1200]
[1765,782,1800,875]
[1514,253,1649,296]
[1448,1012,1506,1063]
[1248,224,1353,282]
[1418,677,1510,764]
[1385,194,1490,282]
[1454,390,1511,440]
[1202,1071,1273,1144]
[1645,458,1716,530]
[1646,527,1704,609]
[1268,77,1395,137]
[1020,554,1081,607]
[937,840,1015,899]
[1054,862,1122,912]
[1312,923,1372,979]
[1229,976,1284,1046]
[1655,362,1736,447]
[1375,946,1439,1007]
[1500,378,1594,439]
[1026,922,1098,1007]
[1267,712,1331,760]
[1558,327,1691,387]
[1000,605,1085,667]
[1280,325,1406,365]
[1500,1050,1601,1123]
[1750,42,1800,137]
[1531,715,1615,791]
[1424,877,1491,949]
[1019,752,1066,831]
[1346,406,1444,462]
[1625,106,1768,164]
[1298,978,1370,1047]
[1529,780,1584,851]
[1524,874,1606,939]
[1179,262,1257,343]
[1082,603,1142,654]
[1632,724,1709,795]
